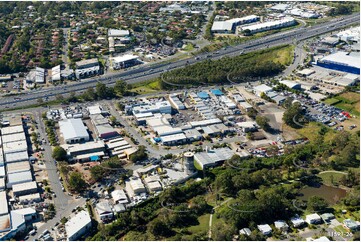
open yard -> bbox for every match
[317,171,347,186]
[187,214,210,234]
[129,79,161,95]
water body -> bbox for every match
[299,185,347,205]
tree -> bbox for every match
[307,196,328,212]
[129,145,148,162]
[82,87,97,101]
[256,115,270,130]
[283,102,304,128]
[96,82,107,99]
[109,116,117,126]
[52,146,67,161]
[147,218,172,238]
[114,80,128,97]
[247,108,257,119]
[68,172,87,192]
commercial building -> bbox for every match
[238,101,253,112]
[0,191,8,216]
[336,27,360,43]
[169,94,185,110]
[183,129,202,142]
[125,177,146,197]
[237,121,258,132]
[240,17,296,34]
[26,67,45,84]
[290,215,305,227]
[161,133,187,146]
[1,132,26,144]
[12,181,38,197]
[132,101,172,115]
[108,29,130,37]
[96,201,114,222]
[4,151,28,163]
[90,114,119,140]
[2,140,28,155]
[111,55,140,69]
[18,193,41,204]
[316,51,360,74]
[254,84,273,97]
[194,148,234,169]
[279,80,302,90]
[65,210,92,241]
[59,119,89,144]
[51,65,61,82]
[144,176,162,192]
[0,178,4,190]
[211,15,260,34]
[1,125,24,136]
[6,161,30,174]
[64,141,105,162]
[75,58,100,79]
[7,171,33,188]
[111,190,129,204]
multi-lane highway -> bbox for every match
[0,13,359,110]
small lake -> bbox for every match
[299,185,347,205]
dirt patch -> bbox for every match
[282,123,302,140]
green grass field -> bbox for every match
[324,92,360,117]
[187,214,210,234]
[129,79,161,94]
[317,171,346,186]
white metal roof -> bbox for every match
[6,161,30,174]
[2,141,28,155]
[112,54,138,64]
[111,190,129,204]
[108,29,130,37]
[59,118,89,142]
[211,21,233,31]
[65,210,92,240]
[12,181,37,193]
[1,125,24,135]
[7,171,33,186]
[254,84,273,93]
[4,150,28,163]
[1,132,26,143]
[161,133,187,143]
[194,148,234,167]
[0,191,8,215]
[319,51,360,69]
[241,17,295,32]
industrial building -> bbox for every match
[132,100,172,115]
[6,161,30,174]
[125,177,146,197]
[1,125,24,135]
[1,132,26,144]
[168,94,185,110]
[12,181,38,197]
[59,118,89,144]
[96,201,114,222]
[316,51,360,74]
[279,80,302,90]
[4,151,28,163]
[194,148,234,169]
[64,140,105,162]
[111,190,129,204]
[25,67,45,84]
[18,193,41,204]
[0,191,8,216]
[75,58,100,79]
[211,15,260,34]
[240,17,296,34]
[2,140,28,155]
[237,121,258,132]
[144,176,163,192]
[90,114,119,140]
[106,137,132,158]
[111,55,140,69]
[6,171,33,188]
[254,84,273,97]
[0,178,4,190]
[65,210,92,241]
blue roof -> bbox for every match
[90,156,100,161]
[197,91,209,99]
[153,137,161,142]
[211,89,223,96]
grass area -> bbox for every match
[129,79,161,95]
[297,122,325,142]
[333,225,349,234]
[183,43,195,52]
[317,172,346,186]
[187,214,210,234]
[324,92,360,117]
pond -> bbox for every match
[298,185,347,205]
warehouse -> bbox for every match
[280,80,302,90]
[7,171,33,188]
[240,17,296,34]
[12,181,38,197]
[0,178,4,190]
[189,118,222,128]
[238,101,253,112]
[59,119,89,144]
[184,129,202,142]
[96,201,114,222]
[212,15,260,34]
[0,167,4,178]
[0,191,8,216]
[4,151,28,163]
[1,125,23,135]
[64,141,105,162]
[237,121,258,132]
[75,58,100,79]
[111,190,129,204]
[144,176,163,192]
[90,114,119,140]
[25,67,45,84]
[194,148,234,169]
[161,133,187,146]
[1,132,26,144]
[254,84,273,97]
[0,152,4,167]
[18,193,41,204]
[65,210,92,241]
[0,214,11,234]
[168,94,185,110]
[125,177,146,197]
[2,140,28,155]
[132,101,172,114]
[112,55,140,69]
[316,51,360,74]
[6,161,30,174]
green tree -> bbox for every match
[307,196,328,212]
[283,102,304,128]
[114,80,128,97]
[256,115,270,130]
[68,172,87,192]
[52,146,67,161]
[147,218,172,238]
[96,82,107,99]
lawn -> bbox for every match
[297,122,325,142]
[183,43,195,52]
[129,80,161,94]
[324,92,360,117]
[187,214,210,234]
[317,171,346,186]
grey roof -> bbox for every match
[59,119,89,141]
[194,148,234,167]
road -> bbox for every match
[208,197,233,240]
[0,14,359,110]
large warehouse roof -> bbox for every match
[0,191,8,215]
[65,210,92,240]
[59,119,89,142]
[112,55,138,64]
[12,181,37,194]
[318,51,360,69]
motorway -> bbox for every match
[0,13,358,110]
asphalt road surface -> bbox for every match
[0,14,358,111]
